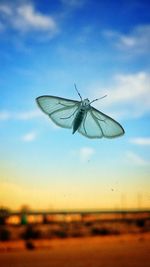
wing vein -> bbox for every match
[50,104,78,116]
[90,109,104,136]
[83,112,87,135]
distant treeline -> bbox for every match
[0,208,150,242]
[0,207,150,226]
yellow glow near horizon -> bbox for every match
[0,158,150,211]
[0,179,149,211]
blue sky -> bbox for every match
[0,0,150,211]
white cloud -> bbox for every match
[0,111,11,120]
[16,110,42,120]
[22,131,37,142]
[0,110,42,121]
[0,108,59,130]
[104,24,150,55]
[0,2,57,35]
[91,71,150,119]
[126,151,149,166]
[73,146,95,162]
[14,4,56,32]
[108,72,149,103]
[119,36,136,47]
[130,137,150,146]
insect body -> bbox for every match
[36,86,125,139]
[72,99,90,134]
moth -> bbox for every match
[36,85,125,139]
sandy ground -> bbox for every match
[0,234,150,267]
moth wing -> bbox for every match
[78,107,124,139]
[36,95,80,129]
[91,107,125,138]
[78,109,103,138]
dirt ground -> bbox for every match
[0,233,150,267]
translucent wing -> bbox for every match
[36,95,80,129]
[78,110,103,138]
[78,107,125,139]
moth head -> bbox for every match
[83,98,90,106]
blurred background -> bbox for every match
[0,1,150,266]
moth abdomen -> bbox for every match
[72,109,85,134]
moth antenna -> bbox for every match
[90,94,107,104]
[74,83,82,101]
